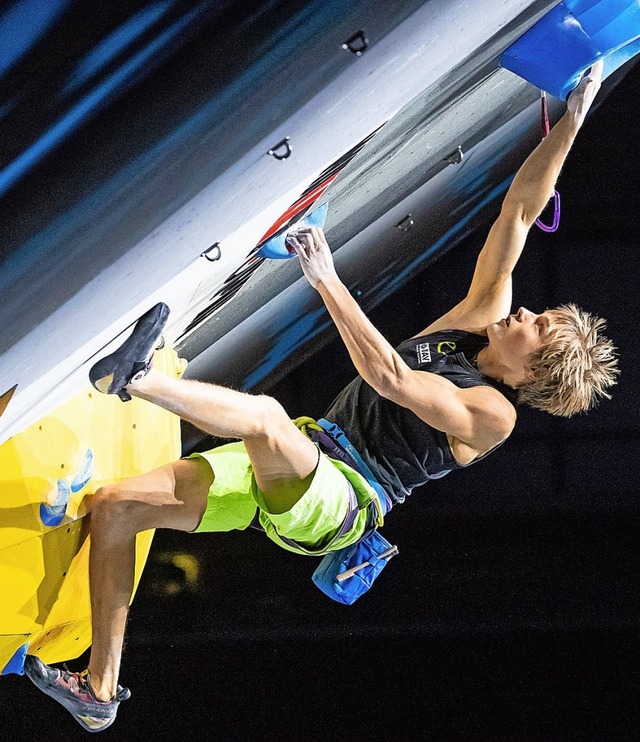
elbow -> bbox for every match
[502,189,552,230]
[376,362,409,401]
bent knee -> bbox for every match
[91,485,140,534]
[248,395,291,438]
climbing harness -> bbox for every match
[250,417,399,604]
[307,417,399,605]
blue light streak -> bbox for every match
[62,1,175,97]
[0,3,206,198]
[0,0,71,77]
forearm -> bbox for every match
[470,89,593,294]
[502,110,580,227]
[316,278,407,395]
[502,63,602,231]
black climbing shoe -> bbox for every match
[89,302,169,401]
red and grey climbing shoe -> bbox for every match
[89,302,169,401]
[24,655,130,733]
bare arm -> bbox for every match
[288,227,514,456]
[423,62,603,334]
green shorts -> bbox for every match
[190,441,377,556]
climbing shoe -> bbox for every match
[24,655,131,733]
[89,302,169,401]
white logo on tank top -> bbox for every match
[416,342,431,364]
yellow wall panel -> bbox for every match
[0,347,183,674]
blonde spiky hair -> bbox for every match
[518,304,619,417]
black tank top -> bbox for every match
[323,330,517,508]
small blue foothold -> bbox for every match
[71,448,94,493]
[256,202,329,259]
[40,479,71,527]
[2,643,29,676]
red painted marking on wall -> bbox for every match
[257,172,340,243]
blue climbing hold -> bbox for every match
[40,479,71,527]
[71,448,94,493]
[500,0,640,99]
[2,643,28,676]
[256,202,329,259]
[39,449,94,527]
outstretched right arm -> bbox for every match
[422,61,603,335]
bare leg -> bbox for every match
[129,368,320,509]
[87,457,212,700]
[88,370,320,699]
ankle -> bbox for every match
[88,672,116,702]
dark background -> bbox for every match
[2,3,640,740]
